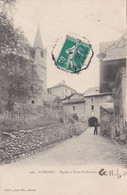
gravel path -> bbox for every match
[13,127,127,167]
[1,128,127,195]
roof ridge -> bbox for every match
[48,81,76,91]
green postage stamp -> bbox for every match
[52,35,94,74]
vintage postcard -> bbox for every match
[0,0,126,194]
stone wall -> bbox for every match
[0,122,85,164]
[100,106,115,138]
[71,121,88,136]
[63,103,85,121]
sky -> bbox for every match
[14,0,126,93]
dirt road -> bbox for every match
[14,127,127,167]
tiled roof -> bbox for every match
[83,87,99,96]
[48,80,77,91]
[100,33,126,61]
[65,92,83,99]
[84,87,112,97]
[63,99,85,104]
[62,93,85,104]
[101,103,114,113]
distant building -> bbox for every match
[62,93,85,121]
[83,87,113,126]
[47,80,76,99]
[99,34,126,142]
[62,86,113,124]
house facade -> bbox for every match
[99,34,126,142]
[47,80,76,99]
[83,87,113,126]
[62,93,85,121]
[62,87,113,125]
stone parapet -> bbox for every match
[0,122,85,164]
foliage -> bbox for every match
[43,100,51,108]
[59,117,64,123]
[0,0,30,56]
[100,116,112,137]
[72,113,79,120]
[0,0,40,111]
[68,118,74,124]
[0,116,59,132]
[0,0,17,5]
[0,103,63,132]
[0,53,36,108]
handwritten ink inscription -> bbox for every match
[98,168,127,179]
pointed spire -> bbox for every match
[33,25,43,49]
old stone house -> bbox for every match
[62,93,85,121]
[47,80,76,99]
[62,87,113,125]
[83,87,113,126]
[98,33,126,142]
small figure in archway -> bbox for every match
[94,122,98,135]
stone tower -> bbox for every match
[32,26,47,104]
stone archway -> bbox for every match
[88,117,98,127]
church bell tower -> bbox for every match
[32,26,47,104]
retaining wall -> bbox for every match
[0,122,85,164]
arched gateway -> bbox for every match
[88,117,98,127]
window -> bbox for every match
[104,95,112,102]
[91,97,94,101]
[41,51,44,57]
[91,105,94,110]
[73,106,75,111]
[31,100,35,104]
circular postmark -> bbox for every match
[52,34,94,74]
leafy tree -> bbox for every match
[0,0,37,112]
[72,113,79,120]
[0,54,35,110]
[0,0,30,56]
